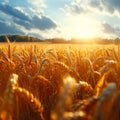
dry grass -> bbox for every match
[0,42,120,120]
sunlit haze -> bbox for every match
[0,0,120,40]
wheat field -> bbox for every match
[0,42,120,120]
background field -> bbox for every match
[0,42,120,120]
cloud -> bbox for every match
[63,0,120,16]
[0,3,58,36]
[0,4,30,21]
[13,15,57,30]
[101,22,120,37]
[27,0,46,16]
[27,0,46,8]
[101,0,120,14]
[89,0,120,15]
[62,0,120,38]
[0,21,24,35]
[63,0,89,15]
[32,15,57,30]
[0,2,59,39]
[0,17,5,22]
[29,7,44,15]
[13,18,32,30]
[89,0,103,11]
[1,0,9,4]
[102,22,116,34]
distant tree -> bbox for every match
[51,38,67,43]
[114,38,120,45]
[0,35,43,42]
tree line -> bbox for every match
[0,35,120,44]
[0,35,43,42]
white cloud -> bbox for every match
[2,0,9,4]
[27,0,46,8]
[62,0,120,16]
[26,0,47,21]
[62,0,90,15]
[29,7,44,15]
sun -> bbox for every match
[63,15,100,40]
[73,19,98,39]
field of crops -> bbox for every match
[0,42,120,120]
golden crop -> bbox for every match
[0,42,120,120]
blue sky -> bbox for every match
[0,0,120,39]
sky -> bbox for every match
[0,0,120,39]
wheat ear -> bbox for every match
[54,61,80,81]
[13,86,44,120]
[0,74,18,119]
[0,49,9,61]
[46,49,58,60]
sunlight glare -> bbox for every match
[63,15,100,40]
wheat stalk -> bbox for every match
[83,57,95,88]
[66,47,72,64]
[51,76,76,120]
[94,83,117,120]
[33,58,48,79]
